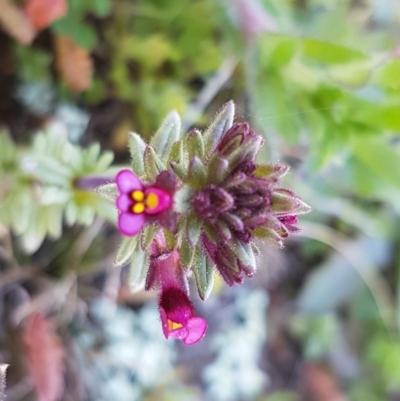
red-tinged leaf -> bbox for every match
[23,314,65,401]
[0,0,36,44]
[24,0,67,30]
[54,35,93,92]
[303,364,348,401]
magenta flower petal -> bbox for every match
[159,306,189,340]
[184,317,207,345]
[144,187,171,215]
[170,327,189,340]
[116,194,131,212]
[116,169,142,193]
[118,212,145,236]
[160,307,169,338]
[158,285,207,345]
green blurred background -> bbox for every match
[1,0,400,400]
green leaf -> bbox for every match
[53,18,97,50]
[170,160,187,181]
[39,187,70,206]
[143,146,165,182]
[128,132,147,176]
[356,103,400,132]
[14,45,52,83]
[269,37,298,69]
[351,136,400,190]
[0,131,17,172]
[96,183,118,203]
[86,143,101,164]
[140,224,159,250]
[150,110,181,160]
[375,59,400,90]
[122,34,178,71]
[115,236,138,266]
[254,163,289,180]
[206,154,229,184]
[181,237,196,269]
[167,140,184,165]
[367,335,400,389]
[91,0,112,17]
[302,39,367,65]
[230,238,256,272]
[225,135,263,172]
[44,205,63,238]
[95,151,114,172]
[252,226,283,247]
[327,61,371,87]
[186,213,202,246]
[164,228,178,249]
[203,101,235,157]
[65,201,78,225]
[26,156,70,186]
[203,223,219,243]
[187,156,207,188]
[20,209,47,253]
[129,247,149,292]
[186,129,204,161]
[173,185,193,213]
[76,204,95,225]
[271,189,311,216]
[193,251,214,301]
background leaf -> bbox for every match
[23,314,65,401]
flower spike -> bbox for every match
[95,100,310,345]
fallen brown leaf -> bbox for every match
[23,314,65,401]
[54,35,93,93]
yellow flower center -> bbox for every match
[132,203,145,213]
[130,190,160,213]
[145,192,159,210]
[168,319,183,331]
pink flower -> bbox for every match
[147,236,207,345]
[159,286,207,345]
[116,169,172,236]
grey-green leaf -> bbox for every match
[186,129,205,161]
[203,101,235,158]
[115,236,138,266]
[150,110,181,160]
[143,146,166,182]
[272,190,311,216]
[230,238,256,272]
[167,140,185,165]
[186,213,202,246]
[128,132,147,176]
[187,156,207,188]
[207,154,230,184]
[170,161,187,182]
[181,237,196,269]
[140,223,159,250]
[129,247,149,292]
[193,251,214,301]
[164,228,178,249]
[173,185,194,213]
[96,183,119,202]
